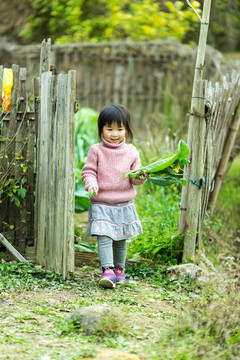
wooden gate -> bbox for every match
[35,66,76,279]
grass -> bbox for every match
[202,155,240,262]
[215,155,240,232]
[0,260,240,359]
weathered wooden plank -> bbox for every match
[36,71,53,266]
[94,56,103,110]
[46,71,56,271]
[33,77,40,248]
[113,64,123,105]
[61,74,70,279]
[105,58,114,105]
[16,68,27,253]
[50,73,68,274]
[121,59,130,109]
[0,233,28,262]
[36,67,76,279]
[65,70,76,277]
[45,72,56,272]
[22,73,35,247]
[40,39,51,75]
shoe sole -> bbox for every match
[99,278,116,288]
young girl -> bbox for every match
[81,104,146,288]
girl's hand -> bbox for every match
[139,173,149,180]
[89,187,98,197]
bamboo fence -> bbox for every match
[179,71,240,255]
[201,72,240,221]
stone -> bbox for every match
[67,305,120,335]
[166,263,203,281]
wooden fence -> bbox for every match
[0,40,223,135]
[0,64,37,253]
[202,72,240,220]
[35,43,76,277]
[1,40,76,278]
[179,71,240,253]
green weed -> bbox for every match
[0,261,79,292]
[129,186,182,264]
[145,289,240,359]
[54,316,83,336]
[215,155,240,232]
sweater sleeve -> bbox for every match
[129,146,146,186]
[81,146,99,192]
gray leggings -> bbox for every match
[97,235,127,268]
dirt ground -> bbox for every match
[0,266,187,360]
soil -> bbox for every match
[0,266,186,360]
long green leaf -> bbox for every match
[125,139,189,181]
[177,140,190,160]
[148,176,187,186]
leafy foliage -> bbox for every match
[75,107,99,213]
[129,185,182,264]
[216,156,240,231]
[126,139,189,187]
[147,289,240,359]
[22,0,201,44]
[0,261,78,291]
[207,0,240,51]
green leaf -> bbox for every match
[10,196,21,207]
[151,246,162,255]
[75,189,90,213]
[177,140,190,160]
[148,176,187,187]
[18,188,27,199]
[126,139,189,179]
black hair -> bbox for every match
[98,104,133,141]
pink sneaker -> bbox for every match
[114,267,127,284]
[99,267,116,288]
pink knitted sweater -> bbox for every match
[81,137,145,204]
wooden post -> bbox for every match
[178,0,212,261]
[208,100,240,210]
[40,39,51,75]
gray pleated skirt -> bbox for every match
[87,200,143,241]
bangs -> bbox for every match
[106,116,124,128]
[98,104,133,140]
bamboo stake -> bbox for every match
[208,100,240,210]
[178,0,212,261]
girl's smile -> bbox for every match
[102,122,127,144]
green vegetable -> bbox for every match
[75,187,90,213]
[88,190,96,198]
[75,107,99,213]
[125,139,190,187]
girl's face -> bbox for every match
[102,122,127,144]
